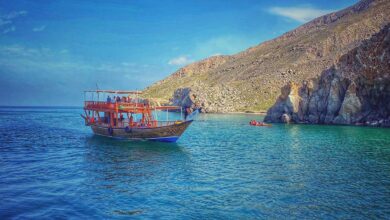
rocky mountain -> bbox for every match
[143,0,390,113]
[264,24,390,126]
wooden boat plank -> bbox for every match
[90,120,193,142]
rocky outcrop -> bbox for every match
[264,24,390,127]
[143,0,390,112]
[170,85,243,113]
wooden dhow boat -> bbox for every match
[82,90,193,142]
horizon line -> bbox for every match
[0,105,82,108]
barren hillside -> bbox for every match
[144,0,390,112]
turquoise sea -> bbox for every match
[1,107,390,219]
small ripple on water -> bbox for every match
[112,209,143,216]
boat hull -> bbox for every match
[89,120,193,142]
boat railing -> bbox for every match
[88,119,182,128]
[84,101,147,111]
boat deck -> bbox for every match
[87,119,183,129]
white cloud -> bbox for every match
[0,43,170,105]
[0,19,11,26]
[0,10,27,34]
[168,55,193,66]
[0,42,169,105]
[3,26,15,34]
[3,10,27,20]
[166,36,257,64]
[0,44,53,57]
[33,25,46,32]
[0,44,159,83]
[121,62,136,67]
[268,6,334,22]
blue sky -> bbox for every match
[0,0,357,106]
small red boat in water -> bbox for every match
[249,120,272,127]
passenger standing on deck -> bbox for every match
[184,106,192,120]
[184,106,188,120]
[129,114,134,126]
[107,96,112,103]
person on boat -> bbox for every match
[118,114,124,127]
[107,96,112,103]
[113,96,116,103]
[184,107,193,120]
[116,96,121,103]
[184,106,189,120]
[129,114,134,127]
[104,112,109,123]
[144,99,150,106]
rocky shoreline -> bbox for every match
[264,24,390,127]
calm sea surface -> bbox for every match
[1,107,390,219]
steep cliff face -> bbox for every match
[143,0,390,112]
[264,24,390,126]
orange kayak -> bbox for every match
[249,120,272,127]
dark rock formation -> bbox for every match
[264,24,390,127]
[171,88,194,108]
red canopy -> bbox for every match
[84,90,142,94]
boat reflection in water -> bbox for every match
[82,135,191,216]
